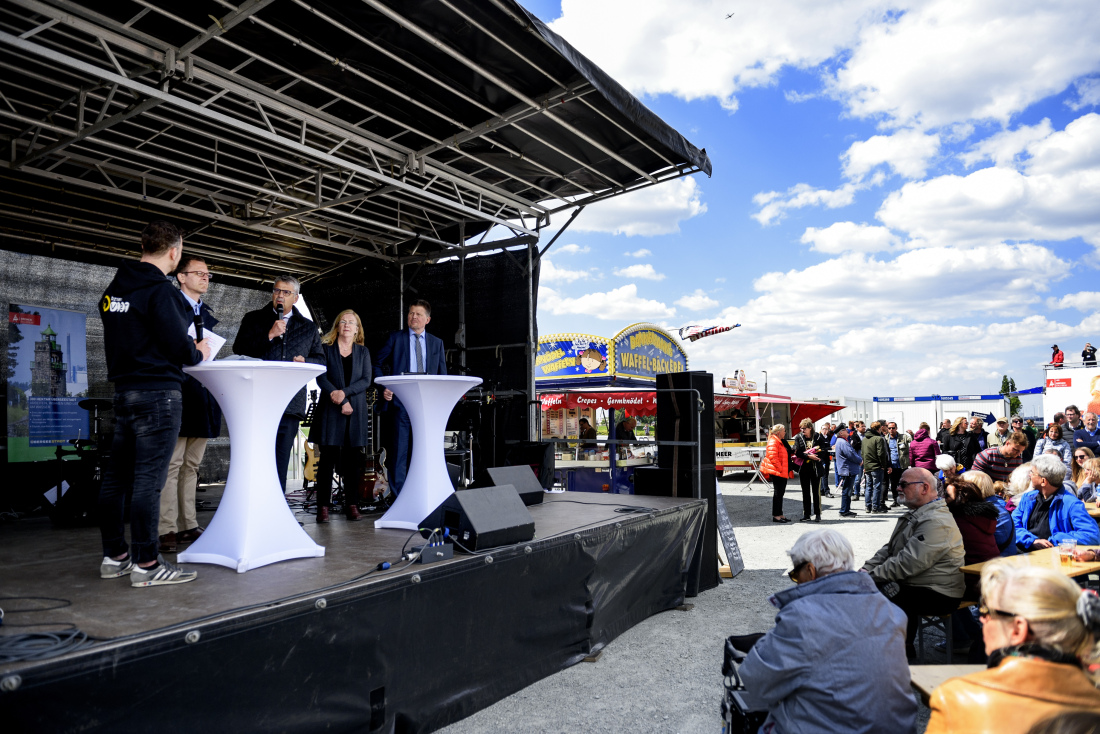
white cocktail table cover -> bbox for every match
[179,361,326,572]
[375,374,482,530]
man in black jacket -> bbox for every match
[233,275,324,492]
[158,254,222,553]
[98,221,211,587]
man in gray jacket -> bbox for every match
[861,421,890,514]
[862,467,965,660]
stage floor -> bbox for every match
[1,488,706,733]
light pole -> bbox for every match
[762,371,768,394]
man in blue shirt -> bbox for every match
[833,425,863,517]
[1072,412,1100,454]
[374,300,447,494]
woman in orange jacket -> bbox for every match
[760,423,794,523]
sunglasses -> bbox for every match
[788,560,811,583]
[897,480,926,490]
[978,604,1018,621]
[1077,455,1089,460]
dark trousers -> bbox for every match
[99,389,182,564]
[888,467,902,502]
[389,406,413,495]
[275,414,300,493]
[316,444,362,509]
[800,468,821,518]
[889,583,962,655]
[770,476,787,517]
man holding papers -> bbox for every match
[157,254,223,553]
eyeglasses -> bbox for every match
[897,480,926,490]
[788,560,811,583]
[337,320,357,327]
[978,604,1018,621]
[273,288,295,296]
[180,271,212,280]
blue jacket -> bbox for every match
[1011,488,1100,549]
[739,571,917,734]
[986,495,1018,557]
[834,437,862,476]
[373,327,446,412]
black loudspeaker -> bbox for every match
[633,466,674,496]
[422,485,535,551]
[486,465,545,506]
[503,441,556,489]
[657,371,715,473]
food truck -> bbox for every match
[536,323,689,493]
[713,393,844,475]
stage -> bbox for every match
[0,490,706,733]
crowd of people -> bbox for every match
[746,405,1100,731]
[98,221,445,587]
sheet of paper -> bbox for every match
[187,323,227,360]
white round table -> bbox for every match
[179,360,326,572]
[375,374,482,530]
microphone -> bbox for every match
[275,302,286,360]
[193,313,203,342]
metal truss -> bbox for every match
[0,0,707,282]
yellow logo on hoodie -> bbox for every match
[100,295,130,313]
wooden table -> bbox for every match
[909,665,983,705]
[1088,505,1100,519]
[961,546,1100,578]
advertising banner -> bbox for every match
[535,334,610,382]
[1044,367,1100,424]
[7,304,89,462]
[611,324,688,382]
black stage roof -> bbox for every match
[0,0,711,283]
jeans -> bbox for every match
[887,583,962,657]
[99,389,183,564]
[853,465,864,496]
[275,415,300,493]
[865,468,885,510]
[838,474,856,514]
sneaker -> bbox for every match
[100,554,134,579]
[865,508,873,514]
[130,555,197,587]
[874,507,890,513]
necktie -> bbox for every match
[415,335,424,373]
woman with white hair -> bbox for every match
[739,529,918,734]
[926,560,1100,733]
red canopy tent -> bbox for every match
[539,391,750,416]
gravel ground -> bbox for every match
[439,474,946,734]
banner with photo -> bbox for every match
[7,304,89,462]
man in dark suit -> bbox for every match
[373,299,447,494]
[158,254,222,552]
[233,274,324,492]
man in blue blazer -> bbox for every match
[373,300,447,494]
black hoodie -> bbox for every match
[100,261,203,390]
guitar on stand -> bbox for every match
[301,390,320,508]
[356,388,389,508]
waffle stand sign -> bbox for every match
[612,324,688,382]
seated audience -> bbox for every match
[972,472,1018,558]
[862,467,965,659]
[1071,446,1096,493]
[1012,454,1100,551]
[739,528,917,734]
[1077,457,1100,504]
[1034,424,1072,466]
[926,560,1100,733]
[946,477,1000,601]
[971,431,1027,484]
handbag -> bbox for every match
[722,636,769,734]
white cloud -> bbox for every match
[572,177,707,236]
[959,119,1055,169]
[539,284,676,320]
[841,129,940,181]
[549,0,881,111]
[540,259,592,283]
[675,289,719,310]
[1024,112,1100,175]
[613,263,666,280]
[1047,292,1100,311]
[830,0,1100,129]
[751,182,860,226]
[624,248,652,258]
[800,222,899,253]
[555,243,590,255]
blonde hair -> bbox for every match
[1084,457,1100,485]
[1072,447,1095,487]
[769,424,787,436]
[980,560,1099,683]
[799,418,813,430]
[961,470,995,499]
[320,309,365,346]
[951,416,968,435]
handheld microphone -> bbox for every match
[275,302,286,360]
[193,313,203,342]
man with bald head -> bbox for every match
[862,467,965,660]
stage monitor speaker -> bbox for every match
[486,465,545,506]
[656,371,715,472]
[503,441,556,489]
[422,485,534,551]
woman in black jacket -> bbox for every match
[943,416,970,470]
[794,418,828,522]
[314,309,372,522]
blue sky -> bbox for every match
[514,0,1100,409]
